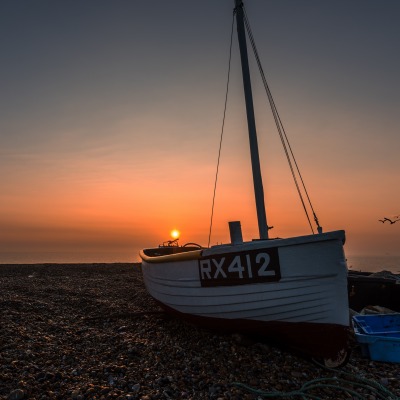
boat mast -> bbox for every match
[234,0,269,239]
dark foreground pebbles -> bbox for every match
[1,263,399,399]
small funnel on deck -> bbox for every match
[229,221,243,245]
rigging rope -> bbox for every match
[207,11,235,248]
[209,2,323,241]
[242,5,321,233]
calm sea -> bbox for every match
[0,251,399,273]
[346,255,400,273]
[0,251,138,265]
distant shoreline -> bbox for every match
[0,262,139,266]
[2,255,400,273]
[0,262,142,272]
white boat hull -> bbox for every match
[140,230,350,361]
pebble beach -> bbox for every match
[1,263,399,400]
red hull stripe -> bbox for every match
[154,299,350,359]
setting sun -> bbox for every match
[170,229,180,240]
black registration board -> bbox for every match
[198,247,281,287]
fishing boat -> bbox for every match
[140,0,350,367]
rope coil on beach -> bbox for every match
[231,363,399,399]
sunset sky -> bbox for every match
[1,0,399,263]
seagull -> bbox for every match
[379,217,400,224]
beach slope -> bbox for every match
[1,263,399,399]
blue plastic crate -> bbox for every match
[353,314,400,335]
[354,325,400,363]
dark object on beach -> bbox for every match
[348,270,400,312]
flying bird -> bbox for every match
[379,217,400,224]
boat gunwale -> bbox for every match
[140,248,203,263]
[204,230,345,256]
[140,230,346,264]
